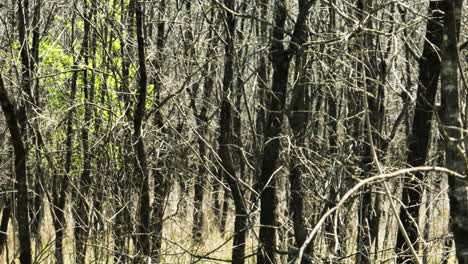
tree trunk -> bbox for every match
[0,198,11,254]
[0,75,32,264]
[191,31,216,243]
[257,47,289,264]
[133,0,151,260]
[354,0,385,263]
[218,1,248,262]
[149,1,169,262]
[29,0,45,242]
[219,187,230,235]
[324,0,341,255]
[74,3,94,263]
[250,0,269,224]
[288,49,312,264]
[395,2,446,263]
[257,1,312,263]
[439,1,467,263]
[113,1,135,262]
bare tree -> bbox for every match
[396,1,446,262]
[0,75,32,264]
[258,1,313,263]
[439,0,468,263]
[218,0,248,263]
[133,0,151,260]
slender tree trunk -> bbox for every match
[0,75,32,264]
[395,2,446,262]
[0,135,10,256]
[218,185,229,235]
[422,188,432,264]
[114,1,135,261]
[212,177,222,222]
[49,5,86,262]
[0,198,11,254]
[90,9,104,258]
[185,0,214,244]
[354,0,386,263]
[288,49,312,264]
[191,87,208,243]
[52,71,79,264]
[191,23,216,242]
[17,0,32,105]
[0,0,35,257]
[324,1,342,255]
[257,1,312,263]
[133,0,151,260]
[29,0,44,242]
[257,2,288,262]
[250,0,269,220]
[218,1,248,262]
[7,1,34,262]
[257,46,288,264]
[439,1,468,263]
[74,4,94,263]
[150,1,168,262]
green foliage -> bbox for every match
[39,37,74,111]
[40,38,74,69]
[112,39,121,52]
[11,40,21,50]
[54,15,84,32]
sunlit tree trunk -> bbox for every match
[439,1,468,263]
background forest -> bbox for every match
[0,0,467,263]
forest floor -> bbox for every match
[1,184,456,263]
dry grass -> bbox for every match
[0,183,457,263]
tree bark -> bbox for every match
[149,1,169,262]
[29,0,44,241]
[74,3,94,263]
[249,0,269,221]
[395,2,446,263]
[218,0,248,262]
[133,0,151,260]
[258,1,312,263]
[190,16,216,243]
[0,75,32,264]
[288,49,312,264]
[354,0,385,263]
[323,1,342,255]
[0,198,11,254]
[439,1,467,263]
[113,1,136,262]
